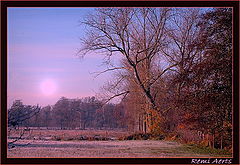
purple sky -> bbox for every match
[7,8,113,107]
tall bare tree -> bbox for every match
[79,8,177,115]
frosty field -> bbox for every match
[7,129,231,158]
[8,139,210,158]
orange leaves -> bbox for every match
[145,109,163,135]
[184,113,192,119]
[177,123,186,129]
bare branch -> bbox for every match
[102,91,130,105]
[92,67,126,78]
[149,63,178,87]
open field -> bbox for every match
[7,140,210,158]
[8,128,130,141]
[7,129,231,158]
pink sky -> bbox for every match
[7,8,114,107]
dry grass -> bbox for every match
[8,128,131,141]
[7,129,231,158]
[7,140,213,158]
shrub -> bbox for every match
[123,133,165,140]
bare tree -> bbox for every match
[79,8,177,114]
[8,100,41,148]
[162,8,203,97]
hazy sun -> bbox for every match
[40,79,57,96]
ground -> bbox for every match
[7,140,209,158]
[7,129,231,158]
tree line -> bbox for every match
[8,97,127,130]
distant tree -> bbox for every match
[79,97,102,129]
[8,100,40,148]
[8,100,40,128]
[52,97,70,129]
[41,105,52,128]
[113,103,127,129]
[8,97,128,134]
[94,102,127,130]
[94,108,105,129]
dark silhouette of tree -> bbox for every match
[8,100,41,148]
[8,100,41,128]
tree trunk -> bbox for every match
[138,115,141,132]
[220,135,223,149]
[212,133,215,149]
[144,121,147,134]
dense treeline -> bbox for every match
[9,97,127,130]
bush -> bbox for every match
[175,129,202,144]
[123,133,165,140]
[52,136,61,141]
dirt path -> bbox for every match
[7,140,212,158]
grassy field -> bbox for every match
[8,128,130,141]
[7,129,232,158]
